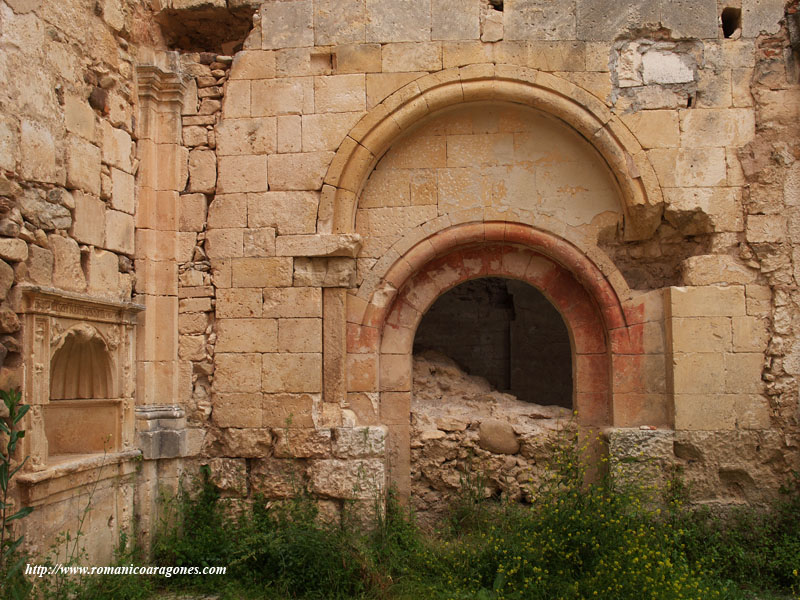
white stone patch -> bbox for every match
[642,49,695,85]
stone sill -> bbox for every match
[17,449,141,487]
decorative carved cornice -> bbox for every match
[16,285,144,325]
[136,64,187,105]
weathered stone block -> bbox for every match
[217,155,267,193]
[650,147,727,189]
[315,0,366,45]
[576,0,661,41]
[18,191,70,234]
[672,352,724,394]
[301,112,362,152]
[179,335,206,361]
[431,0,479,40]
[742,0,785,38]
[314,74,366,113]
[248,191,318,234]
[268,151,333,190]
[231,257,293,287]
[334,44,381,74]
[206,229,244,259]
[213,353,262,392]
[680,109,756,148]
[746,214,786,243]
[669,285,746,318]
[366,72,425,107]
[207,194,247,229]
[277,115,302,152]
[381,43,442,72]
[332,426,386,458]
[732,316,770,353]
[250,458,307,497]
[101,121,132,172]
[724,352,764,394]
[261,0,313,49]
[620,110,679,149]
[85,248,119,296]
[674,394,769,430]
[230,50,277,80]
[213,392,263,428]
[262,352,322,393]
[273,428,332,458]
[0,116,17,172]
[263,287,322,318]
[178,311,209,335]
[205,458,248,496]
[179,193,208,232]
[110,167,135,214]
[17,245,53,285]
[216,318,278,352]
[681,255,757,286]
[70,191,106,246]
[293,257,357,287]
[659,0,718,39]
[0,238,28,263]
[366,0,430,42]
[670,317,731,353]
[216,287,262,318]
[275,234,362,257]
[309,458,385,499]
[105,209,135,255]
[243,227,277,256]
[263,393,316,427]
[49,234,86,292]
[216,117,277,155]
[664,188,743,234]
[188,149,218,194]
[20,120,59,184]
[505,0,576,40]
[251,77,313,116]
[64,95,96,141]
[217,428,273,458]
[278,318,322,352]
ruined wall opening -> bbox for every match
[409,276,575,526]
[413,277,572,408]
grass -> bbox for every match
[21,431,800,600]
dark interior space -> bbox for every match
[413,277,572,408]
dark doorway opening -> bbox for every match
[413,277,572,408]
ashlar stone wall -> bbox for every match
[1,0,798,564]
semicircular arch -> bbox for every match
[320,65,663,241]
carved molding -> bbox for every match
[17,285,144,324]
[136,64,187,106]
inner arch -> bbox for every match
[413,277,572,408]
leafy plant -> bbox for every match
[0,388,33,600]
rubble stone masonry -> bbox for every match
[0,0,798,559]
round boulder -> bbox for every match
[478,419,519,455]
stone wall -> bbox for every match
[1,0,798,564]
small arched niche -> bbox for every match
[45,324,120,458]
[50,324,114,400]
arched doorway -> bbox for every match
[347,222,638,499]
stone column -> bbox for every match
[134,55,189,550]
[135,58,186,409]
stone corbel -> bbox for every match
[276,233,362,258]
